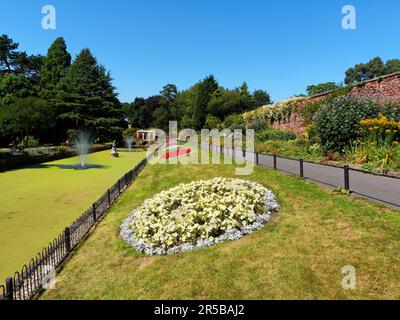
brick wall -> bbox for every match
[272,72,400,135]
[348,73,400,104]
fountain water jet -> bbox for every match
[74,132,91,167]
[125,138,134,152]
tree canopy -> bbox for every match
[56,49,122,141]
[0,97,55,145]
[306,82,342,96]
[0,35,123,145]
[344,57,400,85]
[40,37,71,99]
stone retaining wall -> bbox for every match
[272,72,400,135]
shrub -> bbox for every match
[247,118,269,132]
[300,86,351,125]
[304,124,319,143]
[346,144,400,173]
[243,97,302,126]
[122,127,136,139]
[301,101,324,126]
[360,114,400,147]
[16,135,39,148]
[256,129,296,142]
[381,104,400,121]
[314,97,380,153]
[205,114,221,129]
[24,136,39,148]
[67,129,79,142]
[223,114,243,129]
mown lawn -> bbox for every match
[40,160,400,300]
[0,149,146,282]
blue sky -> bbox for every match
[1,0,399,102]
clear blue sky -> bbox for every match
[1,0,399,102]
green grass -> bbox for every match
[40,160,400,300]
[0,149,146,283]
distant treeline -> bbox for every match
[0,35,123,146]
[123,78,271,132]
[0,34,271,146]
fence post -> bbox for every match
[344,165,350,191]
[107,189,111,205]
[300,159,304,178]
[5,277,13,301]
[273,154,277,170]
[117,179,121,194]
[64,227,71,253]
[125,173,128,186]
[255,152,259,165]
[92,203,96,222]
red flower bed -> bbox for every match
[161,148,192,159]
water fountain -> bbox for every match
[125,137,134,152]
[74,132,90,167]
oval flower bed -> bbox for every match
[120,177,279,255]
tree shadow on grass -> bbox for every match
[29,164,110,170]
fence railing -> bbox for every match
[0,151,154,301]
[200,144,400,209]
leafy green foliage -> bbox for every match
[304,124,319,143]
[205,114,221,129]
[247,118,269,132]
[256,129,296,142]
[192,75,219,129]
[314,97,380,152]
[0,34,123,145]
[346,144,400,173]
[0,34,43,87]
[0,97,55,145]
[223,114,244,130]
[252,89,271,107]
[344,57,400,85]
[0,74,33,106]
[0,34,20,74]
[40,37,71,99]
[243,97,302,126]
[300,87,351,126]
[56,49,122,141]
[381,104,400,121]
[122,127,137,139]
[207,86,254,119]
[126,77,264,131]
[306,82,342,96]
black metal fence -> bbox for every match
[201,144,400,209]
[0,153,152,301]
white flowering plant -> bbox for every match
[120,177,279,255]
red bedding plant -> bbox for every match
[161,148,192,159]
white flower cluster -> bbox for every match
[120,178,279,255]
